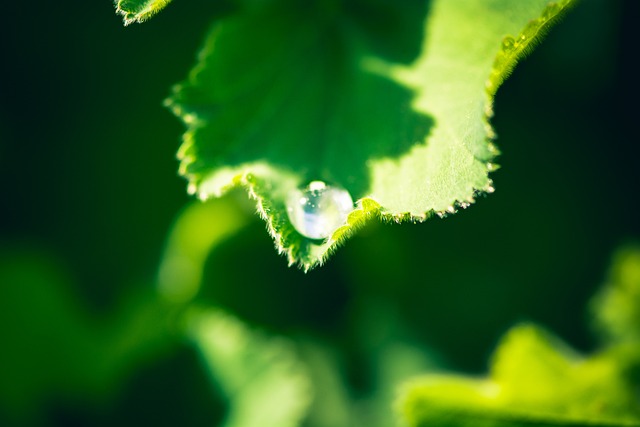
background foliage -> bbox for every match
[0,0,638,426]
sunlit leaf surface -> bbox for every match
[167,0,574,269]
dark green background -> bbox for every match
[0,0,638,425]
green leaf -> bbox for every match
[397,324,640,427]
[592,245,640,345]
[167,0,575,269]
[157,195,253,304]
[185,307,312,427]
[299,301,442,427]
[0,250,173,421]
[589,244,640,387]
[115,0,173,25]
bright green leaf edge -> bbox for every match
[168,0,576,271]
[399,381,640,427]
[115,0,173,25]
[485,0,576,106]
[397,323,640,427]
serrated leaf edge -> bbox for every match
[248,174,383,272]
[484,0,577,116]
[316,0,576,266]
[114,0,173,26]
[168,0,575,270]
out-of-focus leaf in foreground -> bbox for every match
[590,244,640,387]
[185,307,312,427]
[167,0,575,269]
[397,245,640,427]
[0,251,172,423]
[592,245,640,345]
[397,324,640,427]
[157,198,311,427]
[115,0,173,25]
[157,195,252,304]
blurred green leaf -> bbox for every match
[397,324,640,427]
[157,194,253,304]
[589,244,640,388]
[491,325,640,421]
[115,0,173,25]
[0,250,174,422]
[592,245,640,345]
[185,307,312,427]
[299,300,443,427]
[167,0,575,269]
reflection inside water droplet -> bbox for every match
[286,181,354,240]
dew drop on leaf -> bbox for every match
[286,181,354,240]
[502,36,515,49]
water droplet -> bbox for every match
[286,181,354,240]
[502,36,515,50]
